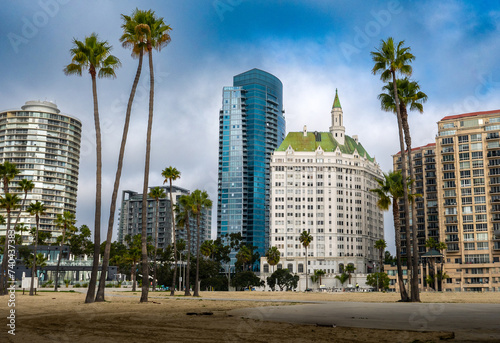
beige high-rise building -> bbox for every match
[261,91,384,283]
[390,109,500,292]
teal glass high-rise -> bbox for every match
[217,69,286,269]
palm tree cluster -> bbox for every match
[371,37,428,302]
[63,9,172,304]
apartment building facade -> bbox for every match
[390,109,500,292]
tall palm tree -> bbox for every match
[0,194,20,295]
[97,9,149,302]
[299,230,313,291]
[379,77,428,297]
[371,171,409,301]
[148,186,166,291]
[13,179,34,229]
[374,239,387,292]
[191,190,212,297]
[54,211,76,291]
[139,10,172,304]
[64,33,120,304]
[371,37,418,301]
[27,201,46,296]
[265,246,280,273]
[176,195,194,296]
[161,166,181,296]
[0,161,19,295]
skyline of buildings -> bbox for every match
[0,100,81,241]
[261,91,385,278]
[217,69,286,264]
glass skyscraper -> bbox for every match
[217,69,286,267]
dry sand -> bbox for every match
[2,290,500,343]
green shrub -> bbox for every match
[74,283,81,288]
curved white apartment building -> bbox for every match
[0,101,81,241]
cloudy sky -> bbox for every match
[1,0,500,253]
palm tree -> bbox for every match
[299,230,313,291]
[191,190,212,297]
[13,179,34,229]
[0,194,20,295]
[345,264,356,285]
[374,239,387,291]
[54,211,76,291]
[379,77,427,298]
[161,166,181,296]
[124,234,142,292]
[371,171,409,301]
[27,201,46,296]
[200,240,216,260]
[265,246,280,273]
[311,269,326,286]
[97,8,152,303]
[371,37,418,302]
[435,241,447,291]
[139,10,172,304]
[64,33,120,304]
[0,161,19,195]
[15,223,29,244]
[236,245,252,272]
[0,161,19,295]
[176,195,194,296]
[335,273,349,290]
[148,186,166,291]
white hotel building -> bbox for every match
[261,91,384,285]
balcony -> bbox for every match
[494,242,500,251]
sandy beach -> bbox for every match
[2,290,500,343]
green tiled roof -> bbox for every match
[276,131,374,162]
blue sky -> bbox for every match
[1,0,500,253]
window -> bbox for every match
[477,242,489,250]
[475,214,487,222]
[464,233,474,241]
[460,161,470,169]
[476,233,488,241]
[471,151,483,159]
[464,242,475,250]
[471,134,482,142]
[459,144,469,152]
[459,153,470,161]
[471,142,482,151]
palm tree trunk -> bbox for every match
[153,200,159,291]
[54,226,67,291]
[393,200,409,301]
[194,212,201,296]
[185,220,191,296]
[305,247,308,291]
[169,179,177,296]
[132,262,137,292]
[96,51,143,302]
[140,48,155,303]
[391,72,411,301]
[1,210,11,295]
[85,74,102,304]
[400,105,420,302]
[29,215,39,296]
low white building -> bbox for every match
[261,91,384,285]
